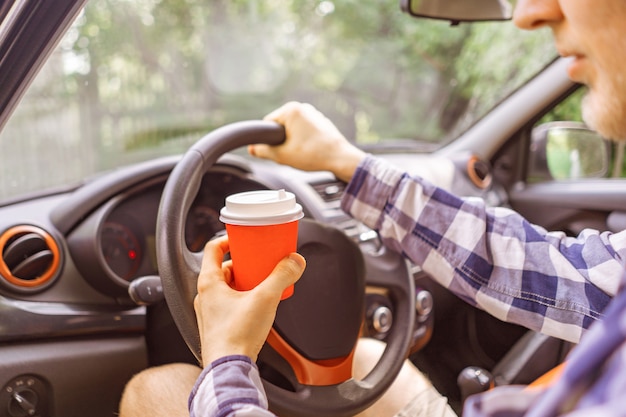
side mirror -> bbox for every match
[528,122,609,182]
[400,0,513,24]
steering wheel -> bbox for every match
[157,121,416,417]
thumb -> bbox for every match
[257,253,306,297]
[248,143,274,160]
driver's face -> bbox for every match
[513,0,626,141]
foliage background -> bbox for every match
[64,0,558,149]
[0,0,566,199]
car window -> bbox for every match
[0,0,556,202]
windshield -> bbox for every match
[0,0,555,202]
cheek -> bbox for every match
[578,10,626,141]
[579,35,626,141]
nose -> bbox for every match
[513,0,563,30]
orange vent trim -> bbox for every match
[0,225,61,288]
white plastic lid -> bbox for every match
[219,189,304,226]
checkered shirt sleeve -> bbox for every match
[342,156,626,343]
[189,355,274,417]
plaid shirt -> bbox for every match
[343,156,625,343]
[189,155,626,417]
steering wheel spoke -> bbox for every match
[267,328,355,386]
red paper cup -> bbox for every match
[220,190,303,300]
[225,220,299,299]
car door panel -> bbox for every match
[509,180,626,234]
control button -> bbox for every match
[323,184,342,197]
[9,389,37,417]
[1,375,48,417]
[128,275,164,305]
[372,306,393,334]
[415,289,433,316]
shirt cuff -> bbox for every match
[189,355,271,417]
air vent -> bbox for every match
[467,155,493,189]
[311,180,346,203]
[0,225,61,291]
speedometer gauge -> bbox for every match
[101,222,142,281]
[185,205,225,252]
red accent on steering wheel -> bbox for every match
[267,328,355,386]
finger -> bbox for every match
[253,102,300,159]
[248,143,274,160]
[221,259,234,287]
[199,236,229,281]
[256,253,306,298]
[263,101,301,124]
[298,102,320,120]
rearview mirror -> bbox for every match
[400,0,514,24]
[528,122,609,182]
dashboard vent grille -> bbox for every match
[0,225,61,291]
[311,180,346,203]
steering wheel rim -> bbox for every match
[156,120,416,417]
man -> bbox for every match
[120,0,626,416]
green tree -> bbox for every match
[62,0,559,152]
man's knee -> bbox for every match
[119,363,201,417]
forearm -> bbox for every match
[189,355,275,417]
[342,156,623,343]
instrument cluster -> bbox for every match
[70,166,269,298]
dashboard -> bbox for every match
[0,149,500,324]
[0,150,501,417]
[0,150,501,335]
